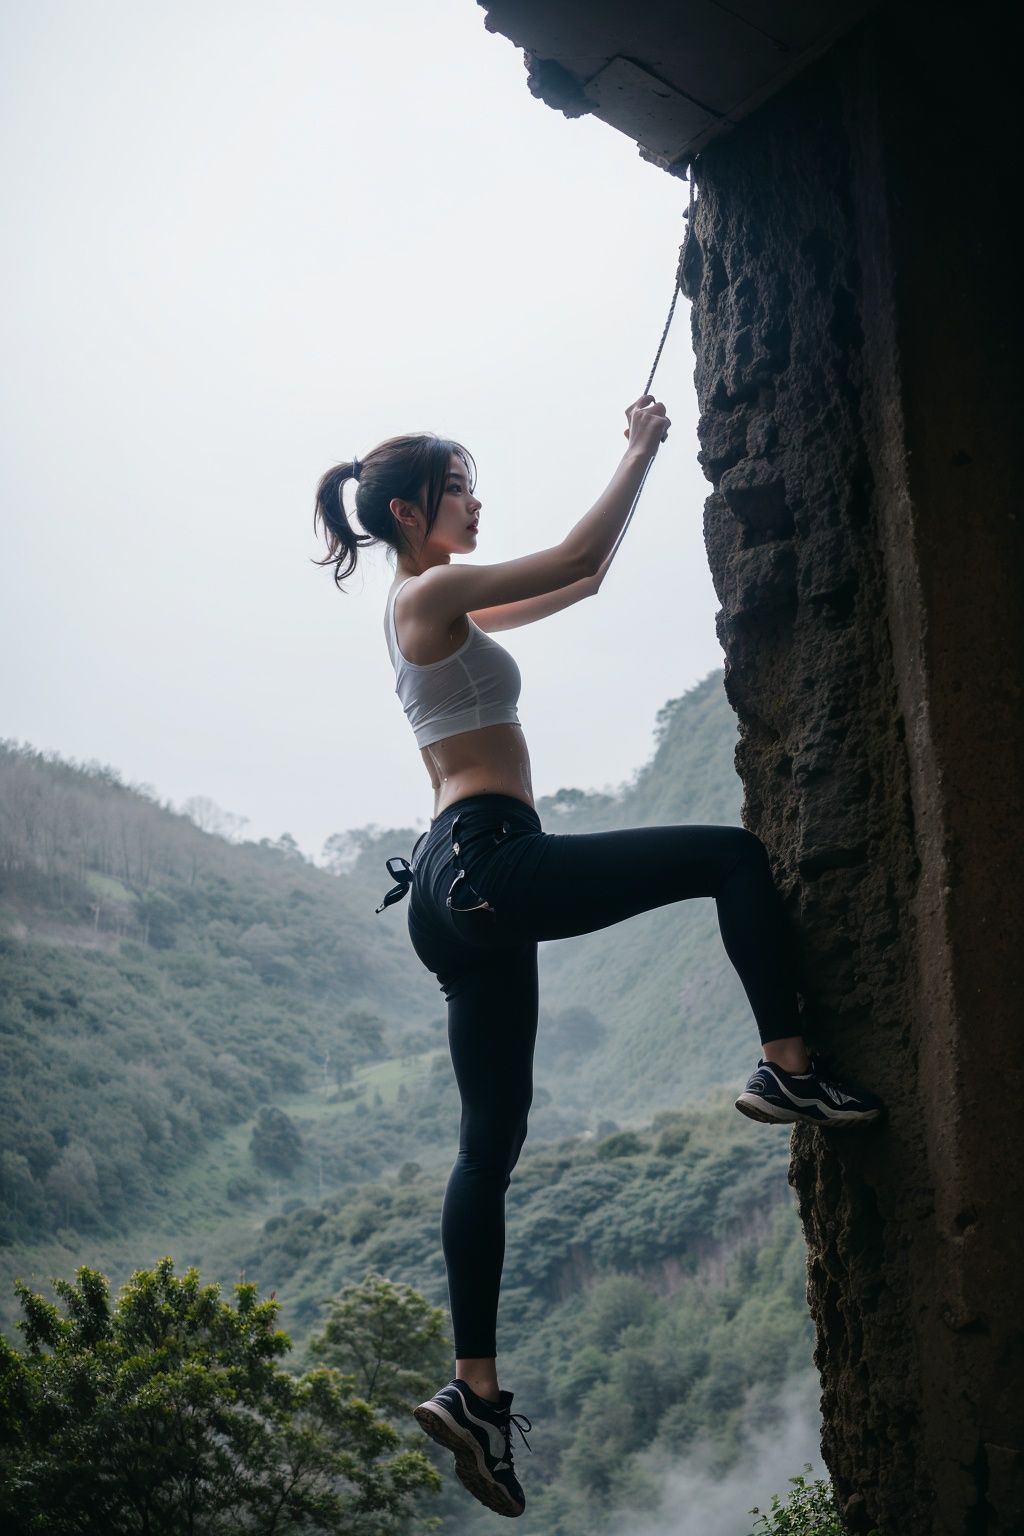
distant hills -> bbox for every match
[2,664,786,1291]
[0,667,823,1530]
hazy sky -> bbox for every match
[1,0,724,861]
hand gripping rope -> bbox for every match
[605,163,698,569]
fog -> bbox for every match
[612,1374,827,1536]
[0,0,724,860]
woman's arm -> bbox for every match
[408,397,668,631]
[469,547,617,632]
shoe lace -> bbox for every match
[498,1409,533,1464]
[808,1057,860,1103]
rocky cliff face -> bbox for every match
[690,57,923,1532]
[689,19,1023,1533]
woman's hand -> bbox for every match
[623,394,671,453]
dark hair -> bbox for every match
[311,433,477,591]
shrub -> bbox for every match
[748,1466,879,1536]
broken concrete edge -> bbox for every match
[477,1,884,173]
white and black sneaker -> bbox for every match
[413,1377,532,1518]
[735,1056,883,1127]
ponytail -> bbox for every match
[311,434,477,593]
[311,462,372,590]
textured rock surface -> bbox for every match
[690,13,1023,1533]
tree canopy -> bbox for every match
[0,1257,440,1534]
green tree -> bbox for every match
[251,1105,304,1175]
[307,1272,451,1422]
[0,1256,439,1534]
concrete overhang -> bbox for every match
[479,1,881,176]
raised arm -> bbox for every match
[468,571,597,632]
[412,395,670,633]
[470,544,627,631]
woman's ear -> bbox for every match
[390,497,416,531]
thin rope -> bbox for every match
[604,167,696,569]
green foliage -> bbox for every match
[0,739,446,1248]
[0,677,826,1536]
[250,1105,304,1175]
[306,1271,450,1421]
[247,1100,794,1343]
[233,1102,816,1536]
[0,673,745,1258]
[748,1466,875,1536]
[0,930,388,1244]
[0,1256,440,1534]
[595,1130,645,1159]
[523,1199,816,1529]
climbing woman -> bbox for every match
[311,396,882,1519]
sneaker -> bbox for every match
[413,1377,532,1518]
[735,1056,883,1127]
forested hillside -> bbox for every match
[1,670,748,1256]
[0,669,823,1529]
[0,747,437,1250]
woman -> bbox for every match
[312,396,882,1519]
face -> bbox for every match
[391,451,482,560]
[427,453,482,555]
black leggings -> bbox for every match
[391,792,802,1360]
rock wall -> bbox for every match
[689,11,1023,1533]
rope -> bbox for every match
[604,166,696,569]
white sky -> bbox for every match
[0,0,724,861]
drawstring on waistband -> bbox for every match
[374,856,414,914]
[374,828,429,915]
[373,813,513,916]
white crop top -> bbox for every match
[385,577,523,749]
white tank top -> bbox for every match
[384,577,523,749]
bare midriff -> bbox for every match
[389,583,536,821]
[421,723,535,822]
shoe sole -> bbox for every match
[413,1403,524,1518]
[734,1093,882,1128]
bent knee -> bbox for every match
[723,825,771,872]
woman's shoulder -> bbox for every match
[393,570,457,614]
[388,573,418,604]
